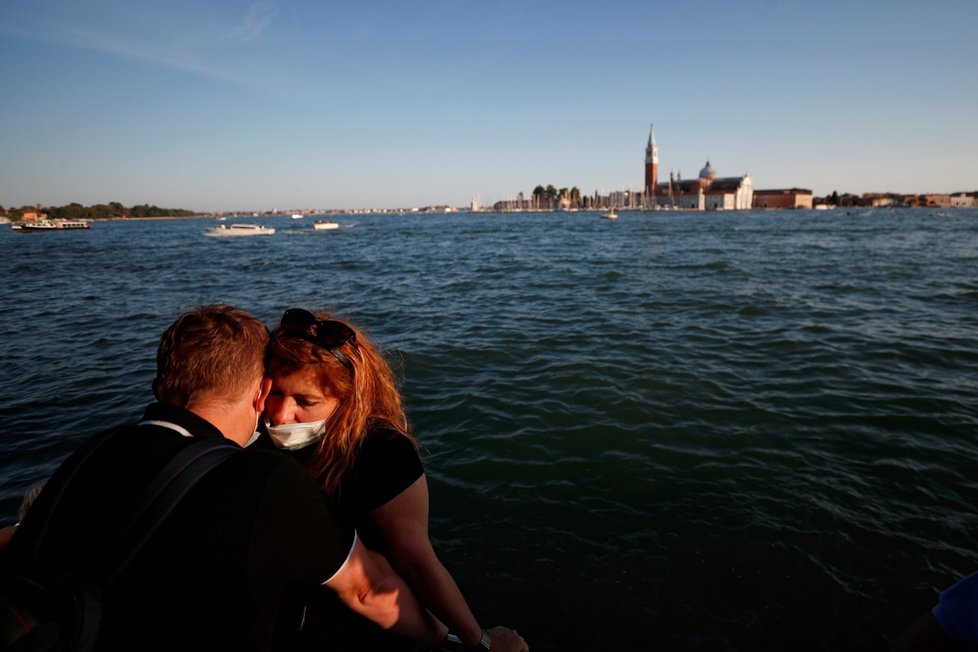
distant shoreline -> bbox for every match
[4,204,976,226]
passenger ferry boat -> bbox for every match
[11,219,90,232]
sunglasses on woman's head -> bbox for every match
[280,308,356,374]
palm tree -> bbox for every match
[532,185,545,210]
[546,183,557,210]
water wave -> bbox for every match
[2,209,978,649]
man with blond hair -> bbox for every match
[1,305,446,650]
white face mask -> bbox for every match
[264,415,327,451]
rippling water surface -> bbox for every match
[2,209,978,650]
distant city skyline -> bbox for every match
[2,0,976,212]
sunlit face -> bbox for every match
[265,365,340,425]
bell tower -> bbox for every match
[644,124,658,195]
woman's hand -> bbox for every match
[485,626,528,652]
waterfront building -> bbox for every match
[753,188,814,210]
[903,193,978,208]
[921,194,952,207]
[643,127,752,211]
[649,162,752,211]
[864,194,899,208]
[950,193,975,208]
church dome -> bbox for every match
[699,160,717,181]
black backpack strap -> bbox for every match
[100,437,240,585]
[0,434,240,652]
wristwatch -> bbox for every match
[475,629,491,651]
[445,628,492,651]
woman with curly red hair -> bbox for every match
[260,308,527,652]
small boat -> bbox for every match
[291,214,303,219]
[204,223,276,237]
[600,208,618,220]
[11,219,90,232]
[313,220,339,231]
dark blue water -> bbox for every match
[2,209,978,650]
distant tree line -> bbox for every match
[818,191,964,208]
[532,184,582,209]
[2,201,197,220]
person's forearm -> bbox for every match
[330,541,447,647]
[398,557,482,647]
[358,568,447,646]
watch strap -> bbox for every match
[477,628,492,651]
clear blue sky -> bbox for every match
[2,0,976,211]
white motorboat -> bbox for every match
[600,208,619,220]
[204,223,276,237]
[313,220,339,231]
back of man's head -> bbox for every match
[152,305,269,408]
